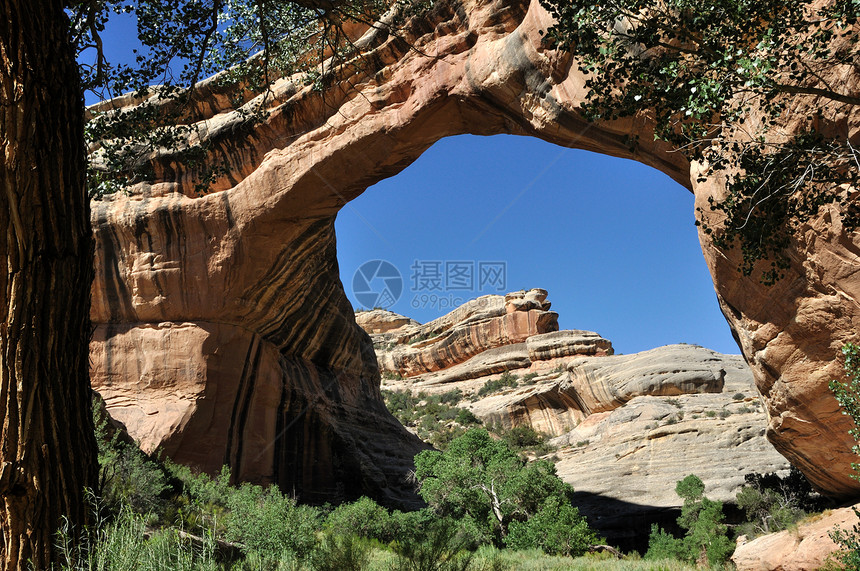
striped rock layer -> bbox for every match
[89,0,860,500]
[367,304,791,549]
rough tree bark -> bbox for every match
[0,1,97,569]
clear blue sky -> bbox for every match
[85,15,739,356]
[337,134,739,355]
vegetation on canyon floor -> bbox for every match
[59,386,839,571]
[55,408,682,570]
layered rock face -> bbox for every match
[732,504,859,571]
[91,215,427,506]
[90,0,859,499]
[365,293,791,548]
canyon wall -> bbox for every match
[89,0,860,500]
[365,293,791,548]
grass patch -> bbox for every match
[382,390,482,449]
[477,371,520,397]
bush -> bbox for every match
[521,373,539,383]
[644,524,685,561]
[93,400,171,516]
[735,467,820,537]
[831,509,860,571]
[501,425,546,450]
[391,518,473,571]
[310,533,372,571]
[384,389,483,448]
[829,343,860,567]
[455,408,480,426]
[504,495,598,557]
[324,496,393,543]
[388,508,439,545]
[225,483,321,562]
[477,372,519,397]
[645,475,733,566]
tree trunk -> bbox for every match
[0,2,98,569]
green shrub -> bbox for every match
[384,390,419,422]
[385,389,483,448]
[391,518,473,571]
[93,400,171,517]
[225,483,321,562]
[310,533,372,571]
[521,373,539,383]
[388,508,438,545]
[733,393,746,401]
[644,524,685,561]
[477,372,520,397]
[501,425,546,450]
[439,389,464,405]
[504,495,598,557]
[455,408,481,426]
[323,496,393,543]
[831,509,860,571]
[645,475,733,566]
[828,343,860,567]
[735,467,819,537]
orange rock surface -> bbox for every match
[89,0,860,500]
[733,505,860,571]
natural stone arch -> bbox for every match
[89,0,860,503]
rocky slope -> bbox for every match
[362,290,791,546]
[732,505,860,570]
[89,0,859,501]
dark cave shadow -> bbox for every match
[572,491,683,554]
[572,491,752,554]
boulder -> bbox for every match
[732,505,860,571]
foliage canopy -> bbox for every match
[645,474,734,565]
[414,428,598,556]
[71,0,426,197]
[829,343,860,568]
[539,0,860,283]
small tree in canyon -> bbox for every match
[413,428,598,556]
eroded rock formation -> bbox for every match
[90,0,859,499]
[366,294,791,548]
[732,504,859,571]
